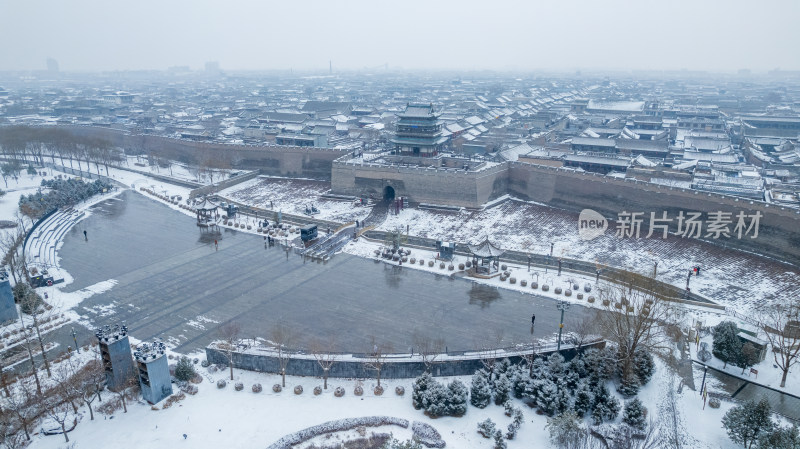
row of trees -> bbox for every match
[18,178,113,219]
[0,126,122,177]
[722,399,800,449]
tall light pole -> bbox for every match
[556,300,571,352]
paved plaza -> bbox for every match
[58,192,589,354]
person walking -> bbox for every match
[531,314,536,325]
[83,230,88,241]
[214,239,218,251]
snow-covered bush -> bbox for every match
[294,385,303,395]
[708,397,721,409]
[470,370,491,408]
[573,381,594,418]
[622,398,647,431]
[395,386,405,396]
[504,400,514,417]
[546,411,587,448]
[216,379,226,389]
[273,384,282,393]
[180,383,198,395]
[506,408,524,440]
[447,380,468,416]
[478,419,496,438]
[537,380,569,416]
[374,385,384,396]
[235,382,244,391]
[314,386,322,395]
[494,373,511,405]
[633,349,655,385]
[354,385,364,396]
[411,421,445,448]
[412,372,433,409]
[591,384,620,425]
[421,378,468,417]
[493,429,507,449]
[267,416,409,449]
[252,383,262,393]
[439,262,445,269]
[617,370,640,397]
[334,386,345,397]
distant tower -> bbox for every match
[134,340,173,404]
[46,58,59,73]
[95,324,134,391]
[204,61,220,76]
[0,272,18,323]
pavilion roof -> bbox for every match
[468,237,505,258]
[194,197,219,211]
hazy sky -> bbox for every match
[1,0,799,73]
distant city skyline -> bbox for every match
[1,0,799,73]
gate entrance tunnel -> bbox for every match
[383,186,395,201]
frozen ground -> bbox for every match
[220,176,371,223]
[377,197,800,315]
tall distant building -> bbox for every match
[205,61,221,76]
[46,58,59,73]
[391,103,447,157]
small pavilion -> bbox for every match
[194,197,220,231]
[468,237,505,275]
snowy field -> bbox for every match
[23,352,738,449]
[377,197,800,315]
[220,176,371,223]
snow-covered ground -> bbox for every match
[377,198,800,315]
[219,176,371,223]
[20,349,741,449]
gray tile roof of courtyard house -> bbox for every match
[564,154,631,167]
[572,137,617,147]
[615,139,669,151]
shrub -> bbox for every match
[175,357,197,382]
[478,419,496,438]
[622,398,647,431]
[216,379,226,389]
[314,386,323,395]
[294,385,303,395]
[395,386,405,396]
[334,386,345,397]
[470,370,491,408]
[374,385,384,396]
[234,382,244,391]
[252,383,262,393]
[354,385,363,396]
[273,384,282,393]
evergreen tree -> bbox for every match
[546,411,586,448]
[477,419,496,438]
[537,379,569,416]
[564,370,581,392]
[412,372,433,410]
[568,356,587,378]
[494,358,512,377]
[722,399,774,449]
[493,429,507,449]
[506,408,524,440]
[422,381,449,417]
[174,356,196,382]
[633,349,655,385]
[573,381,594,418]
[447,379,468,416]
[591,384,620,425]
[622,398,647,431]
[737,343,761,375]
[756,424,800,449]
[494,373,511,405]
[530,357,547,379]
[617,369,640,397]
[581,348,612,384]
[546,352,566,381]
[510,367,532,399]
[713,321,743,369]
[470,370,492,408]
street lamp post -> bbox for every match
[71,327,79,353]
[527,255,531,272]
[556,300,571,352]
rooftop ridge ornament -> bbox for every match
[134,340,167,363]
[95,323,128,343]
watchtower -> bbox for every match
[95,324,134,391]
[134,340,173,404]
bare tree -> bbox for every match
[568,310,600,351]
[757,301,800,388]
[3,376,40,442]
[45,359,79,443]
[218,321,241,381]
[412,331,445,373]
[310,336,338,389]
[594,270,674,378]
[18,319,42,396]
[269,321,296,388]
[112,369,139,414]
[475,329,505,382]
[363,336,393,387]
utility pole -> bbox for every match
[556,300,571,353]
[71,327,79,353]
